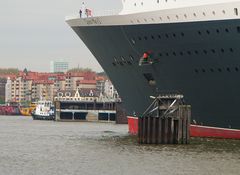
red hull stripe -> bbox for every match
[127,116,240,139]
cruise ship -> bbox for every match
[66,0,240,130]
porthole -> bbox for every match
[218,68,222,72]
[159,53,162,57]
[151,35,155,40]
[230,48,234,52]
[203,12,206,16]
[131,38,136,44]
[159,17,162,21]
[216,29,220,33]
[173,33,176,37]
[176,15,179,19]
[193,13,197,17]
[184,14,187,18]
[165,53,169,56]
[144,36,148,40]
[202,69,206,73]
[167,16,170,20]
[130,55,134,61]
[138,37,142,41]
[137,20,140,23]
[173,52,176,56]
[151,18,155,21]
[206,30,210,34]
[222,10,226,14]
[225,28,229,33]
[212,11,216,15]
[235,67,239,71]
[237,26,240,33]
[181,32,185,37]
[221,48,225,53]
[210,68,214,72]
[195,69,199,73]
[198,31,202,35]
[226,67,231,72]
[180,52,183,56]
[158,35,161,39]
[127,61,132,65]
[187,51,191,55]
[144,19,147,22]
[165,34,169,38]
[203,50,207,54]
[195,50,199,54]
[211,49,216,53]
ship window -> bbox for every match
[141,2,143,6]
[138,37,142,40]
[173,33,176,37]
[216,29,220,33]
[230,48,234,52]
[195,69,199,73]
[212,11,216,15]
[130,55,134,61]
[222,10,226,14]
[151,35,155,39]
[237,26,240,33]
[218,68,222,72]
[144,36,148,40]
[203,12,206,16]
[127,61,132,65]
[184,14,187,18]
[167,16,170,20]
[159,53,162,56]
[173,52,176,56]
[165,34,169,38]
[187,51,191,55]
[221,48,225,53]
[159,17,162,21]
[157,0,160,3]
[203,50,207,54]
[158,35,161,39]
[180,52,183,56]
[226,67,231,72]
[234,8,238,16]
[211,49,216,53]
[195,50,199,54]
[235,67,239,71]
[193,13,197,17]
[198,31,202,35]
[176,15,179,19]
[165,53,169,56]
[206,30,210,34]
[202,69,206,73]
[225,28,229,33]
[210,68,214,72]
[181,32,185,37]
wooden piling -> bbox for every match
[138,95,191,144]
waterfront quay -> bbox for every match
[0,115,239,175]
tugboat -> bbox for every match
[31,101,55,120]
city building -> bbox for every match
[0,78,7,103]
[50,60,69,73]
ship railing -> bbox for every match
[65,9,121,20]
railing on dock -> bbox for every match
[138,94,191,144]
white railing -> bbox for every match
[65,9,121,20]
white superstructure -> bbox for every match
[66,0,240,27]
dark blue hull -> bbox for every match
[71,19,240,129]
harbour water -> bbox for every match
[0,115,239,175]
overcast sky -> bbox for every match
[0,0,122,72]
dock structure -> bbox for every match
[55,100,117,122]
[138,94,191,144]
